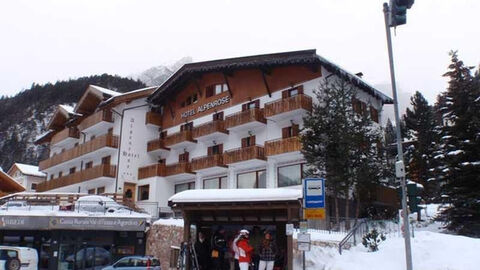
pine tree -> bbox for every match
[435,51,480,237]
[403,91,438,200]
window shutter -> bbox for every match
[241,138,247,148]
[185,152,189,162]
[218,144,223,153]
[282,127,289,138]
[297,85,304,94]
[250,135,256,146]
[242,104,247,111]
[292,124,300,136]
[282,90,289,99]
[207,146,213,156]
[254,99,260,109]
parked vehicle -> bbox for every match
[0,246,38,270]
[102,256,161,270]
[65,247,111,270]
[74,196,132,214]
[0,201,28,210]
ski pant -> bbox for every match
[239,262,250,270]
[258,260,274,270]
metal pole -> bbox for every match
[383,3,413,270]
[302,250,306,270]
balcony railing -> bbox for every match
[138,164,166,179]
[223,145,266,164]
[147,139,169,152]
[265,136,302,156]
[36,164,116,192]
[51,127,80,145]
[264,94,312,118]
[39,134,119,170]
[225,108,266,129]
[164,130,196,147]
[165,162,193,176]
[191,154,225,171]
[78,110,113,131]
[145,111,162,126]
[192,120,227,139]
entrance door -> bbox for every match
[123,183,136,202]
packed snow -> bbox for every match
[169,188,302,203]
[12,163,46,177]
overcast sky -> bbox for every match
[0,0,478,106]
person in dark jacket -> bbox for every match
[211,226,227,270]
[257,232,277,270]
[194,231,211,270]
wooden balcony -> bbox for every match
[223,145,266,164]
[147,139,169,152]
[36,164,116,192]
[192,120,228,140]
[165,162,194,177]
[164,130,196,148]
[138,164,166,179]
[50,127,80,145]
[265,136,302,156]
[225,108,266,130]
[78,110,113,131]
[145,111,162,126]
[39,134,119,170]
[264,94,312,118]
[191,154,226,171]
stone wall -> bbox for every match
[146,223,183,270]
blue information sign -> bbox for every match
[303,178,325,208]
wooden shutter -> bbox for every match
[207,146,213,156]
[218,144,223,154]
[179,152,189,162]
[250,135,256,146]
[254,99,260,109]
[241,137,247,148]
[292,124,300,136]
[242,103,247,111]
[282,90,289,99]
[297,85,304,94]
[282,127,289,138]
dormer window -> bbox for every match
[206,83,228,98]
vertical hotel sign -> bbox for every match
[303,178,326,220]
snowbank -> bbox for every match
[153,218,184,227]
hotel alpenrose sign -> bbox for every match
[181,95,230,118]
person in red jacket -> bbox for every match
[236,229,254,270]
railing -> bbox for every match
[164,130,196,147]
[78,110,113,131]
[147,139,169,152]
[224,108,266,129]
[265,136,302,156]
[191,154,225,171]
[36,164,116,192]
[165,162,194,176]
[192,120,227,139]
[145,111,162,126]
[264,94,312,117]
[138,164,166,179]
[223,145,266,164]
[51,127,80,145]
[39,134,119,170]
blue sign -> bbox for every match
[303,178,325,208]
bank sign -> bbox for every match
[181,95,230,118]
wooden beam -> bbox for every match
[223,73,234,97]
[261,69,272,97]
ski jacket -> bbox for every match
[237,238,253,263]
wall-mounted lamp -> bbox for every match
[248,131,254,136]
[212,140,217,145]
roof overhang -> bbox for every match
[0,171,26,193]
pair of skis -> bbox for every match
[178,241,200,270]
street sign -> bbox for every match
[304,208,325,219]
[286,223,294,236]
[299,221,308,233]
[304,178,325,208]
[297,233,311,251]
[298,242,310,251]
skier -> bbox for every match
[236,229,254,270]
[231,231,242,270]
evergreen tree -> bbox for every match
[435,51,480,237]
[403,91,438,200]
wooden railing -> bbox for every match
[165,162,194,176]
[191,154,225,171]
[147,139,169,152]
[145,111,162,126]
[223,145,266,164]
[225,108,266,129]
[39,134,119,170]
[164,130,196,147]
[192,120,227,139]
[265,136,302,156]
[78,110,113,131]
[264,94,312,118]
[138,164,166,179]
[51,127,80,145]
[36,164,116,192]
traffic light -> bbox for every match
[389,0,415,27]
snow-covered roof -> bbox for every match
[90,85,121,97]
[13,163,46,177]
[99,86,158,107]
[169,188,302,204]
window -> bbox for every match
[0,250,18,260]
[85,161,93,169]
[179,152,189,163]
[206,83,228,98]
[208,144,223,156]
[138,185,149,201]
[370,106,379,123]
[242,99,260,111]
[352,98,367,115]
[69,167,76,174]
[31,183,37,190]
[181,122,194,131]
[160,131,167,139]
[102,156,111,165]
[58,171,63,178]
[97,186,105,195]
[282,124,299,138]
[50,175,54,180]
[175,182,195,193]
[237,170,266,188]
[181,93,199,107]
[90,135,96,140]
[204,176,228,189]
[88,189,95,194]
[282,85,304,99]
[241,136,255,148]
[213,111,224,121]
[278,163,305,187]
